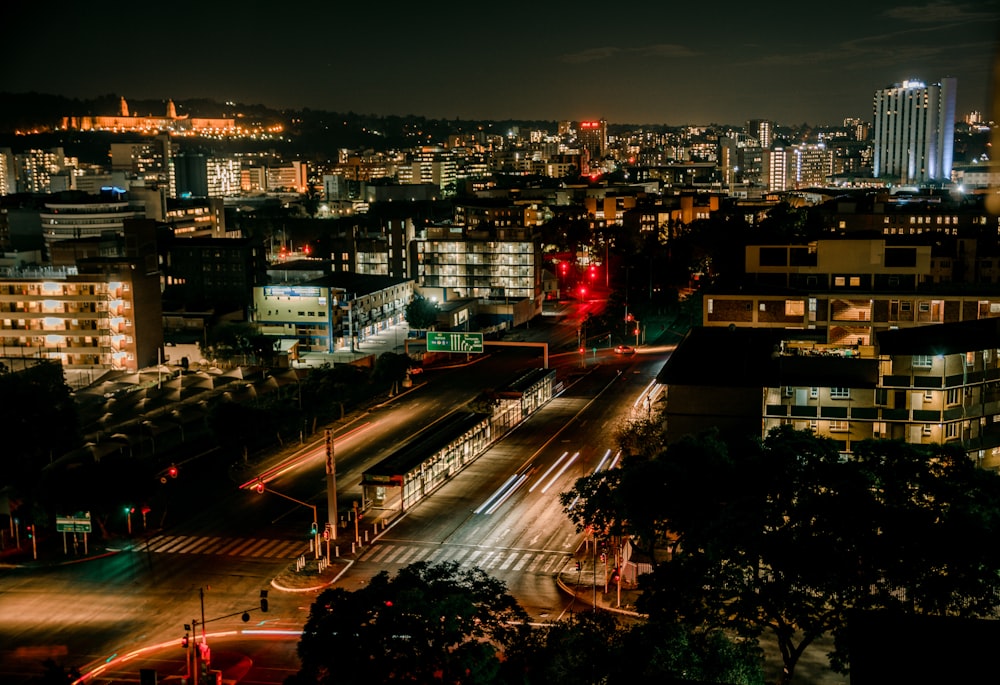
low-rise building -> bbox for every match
[253,273,412,353]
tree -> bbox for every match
[627,427,1000,684]
[501,609,763,685]
[295,561,529,685]
[201,322,264,365]
[404,295,439,331]
[371,351,410,396]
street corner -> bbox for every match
[271,555,352,593]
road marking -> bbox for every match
[394,546,422,565]
[138,535,302,558]
[498,553,519,571]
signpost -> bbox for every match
[56,512,92,555]
[426,332,484,354]
[56,512,92,533]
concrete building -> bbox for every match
[253,273,412,353]
[39,193,142,255]
[872,78,957,185]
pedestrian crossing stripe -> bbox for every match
[358,543,570,574]
[137,535,305,558]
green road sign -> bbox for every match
[56,513,92,533]
[426,331,484,353]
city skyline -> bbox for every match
[3,1,999,127]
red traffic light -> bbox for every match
[254,481,265,494]
[167,465,178,479]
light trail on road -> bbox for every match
[529,451,568,492]
[238,421,374,489]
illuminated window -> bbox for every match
[830,387,850,399]
[785,300,804,316]
[829,420,849,432]
[913,355,933,368]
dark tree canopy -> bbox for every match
[404,295,439,330]
[565,426,1000,685]
[295,561,529,685]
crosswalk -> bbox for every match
[135,534,306,559]
[360,542,571,574]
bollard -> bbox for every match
[335,545,339,557]
[364,530,369,542]
[351,542,356,554]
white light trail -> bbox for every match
[541,452,579,493]
[474,473,520,514]
[530,451,568,492]
[593,448,612,474]
[485,473,529,515]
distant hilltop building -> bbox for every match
[60,96,236,135]
[872,78,956,185]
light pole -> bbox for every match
[253,480,320,559]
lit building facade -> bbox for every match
[253,274,413,352]
[13,148,66,194]
[872,78,957,185]
[109,135,172,190]
[39,197,143,255]
[0,259,162,371]
[790,143,834,188]
[577,120,608,159]
[415,225,542,307]
[61,97,235,135]
[703,239,1000,347]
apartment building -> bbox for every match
[0,256,162,372]
[415,224,542,307]
[657,320,1000,470]
[704,239,1000,346]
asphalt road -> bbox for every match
[0,341,654,682]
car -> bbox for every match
[614,344,635,355]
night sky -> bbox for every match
[4,1,999,126]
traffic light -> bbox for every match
[181,633,189,648]
[26,524,33,539]
[574,561,581,572]
[167,464,178,479]
[254,480,265,494]
[310,521,318,536]
[260,590,269,612]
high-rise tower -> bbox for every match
[872,78,956,185]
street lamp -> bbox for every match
[252,480,320,559]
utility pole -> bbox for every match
[326,429,337,542]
